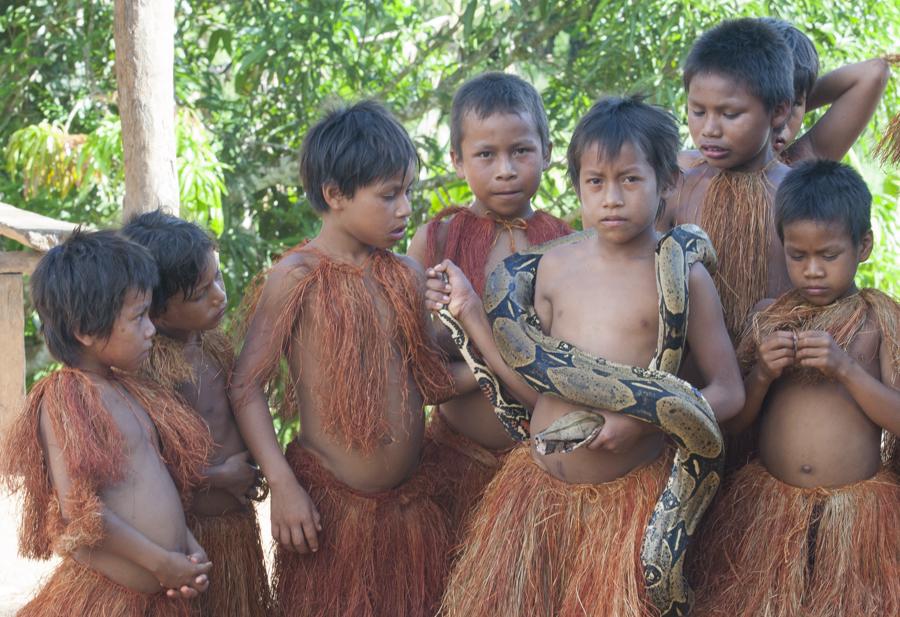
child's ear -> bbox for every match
[542,142,553,170]
[322,182,345,211]
[73,331,96,348]
[771,100,791,132]
[857,230,874,263]
[450,149,466,180]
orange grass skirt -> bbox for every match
[423,409,509,543]
[17,557,190,617]
[691,460,900,617]
[440,446,670,617]
[187,507,274,617]
[273,441,451,617]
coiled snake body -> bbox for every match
[435,224,724,617]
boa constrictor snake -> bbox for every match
[434,224,724,617]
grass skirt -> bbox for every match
[17,557,190,617]
[440,446,669,617]
[423,409,508,544]
[691,460,900,617]
[187,507,274,617]
[273,441,451,617]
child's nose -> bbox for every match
[495,154,516,180]
[212,282,227,306]
[144,318,156,338]
[804,259,825,277]
[396,193,412,218]
[603,185,624,207]
[701,115,722,137]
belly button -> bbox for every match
[800,464,813,474]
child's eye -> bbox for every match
[723,112,741,120]
[514,147,532,155]
[690,109,705,117]
[623,176,641,183]
[823,253,839,261]
[788,253,804,261]
[476,151,492,159]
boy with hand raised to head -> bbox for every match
[407,72,571,538]
[762,17,891,166]
[1,230,213,617]
[660,18,794,339]
[430,96,743,617]
[124,211,275,617]
[230,100,492,617]
[692,160,900,617]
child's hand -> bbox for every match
[270,478,322,554]
[154,550,211,597]
[587,413,650,454]
[219,450,258,504]
[425,260,480,322]
[756,330,797,382]
[796,330,853,380]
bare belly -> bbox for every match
[759,380,883,488]
[77,447,190,593]
[439,390,516,451]
[298,412,427,492]
[530,395,665,484]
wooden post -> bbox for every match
[0,274,25,426]
[114,0,180,221]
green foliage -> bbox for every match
[2,0,899,383]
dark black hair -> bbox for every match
[775,159,871,245]
[683,18,794,112]
[450,72,550,158]
[30,229,158,366]
[300,100,418,214]
[122,209,216,315]
[760,17,819,101]
[567,95,680,207]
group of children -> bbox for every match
[1,15,896,617]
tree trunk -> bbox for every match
[114,0,179,222]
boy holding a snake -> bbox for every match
[429,96,743,617]
[228,101,522,617]
[692,160,900,617]
[407,71,571,541]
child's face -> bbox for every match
[773,94,807,155]
[782,220,872,306]
[154,249,227,335]
[578,140,665,244]
[78,288,155,372]
[452,111,549,218]
[687,72,788,172]
[328,163,415,250]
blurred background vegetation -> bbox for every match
[3,0,898,383]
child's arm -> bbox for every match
[795,329,900,436]
[406,223,430,266]
[723,331,795,434]
[200,450,257,505]
[425,260,539,408]
[787,58,890,163]
[38,409,212,597]
[683,264,745,423]
[229,263,322,554]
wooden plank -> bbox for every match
[0,250,42,275]
[0,274,25,429]
[0,202,78,251]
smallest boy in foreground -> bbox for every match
[693,160,900,617]
[124,211,275,617]
[1,230,212,617]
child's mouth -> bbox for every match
[700,145,729,159]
